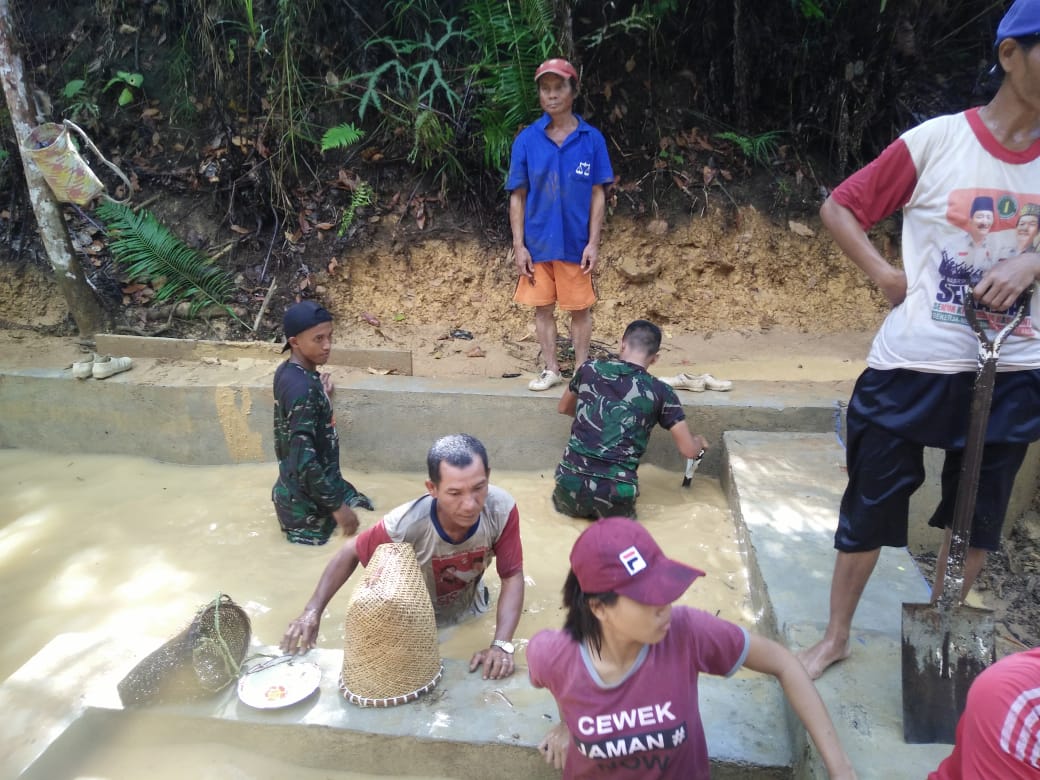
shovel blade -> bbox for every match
[901,602,995,744]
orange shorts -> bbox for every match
[512,261,596,311]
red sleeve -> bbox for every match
[493,505,523,579]
[353,520,393,567]
[831,138,917,230]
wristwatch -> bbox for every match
[491,639,515,654]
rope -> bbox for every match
[62,120,134,205]
[193,592,246,686]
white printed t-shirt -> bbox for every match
[528,607,749,779]
[354,485,522,626]
[832,107,1040,372]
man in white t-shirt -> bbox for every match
[799,0,1040,680]
[281,434,525,680]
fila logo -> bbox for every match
[619,546,647,576]
[575,161,591,176]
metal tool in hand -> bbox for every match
[682,449,705,488]
[901,288,1030,744]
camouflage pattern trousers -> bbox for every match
[552,469,638,521]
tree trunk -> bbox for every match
[0,0,108,337]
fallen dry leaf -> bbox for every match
[465,346,486,358]
[366,367,392,375]
[229,224,252,235]
[360,312,381,327]
[788,220,816,238]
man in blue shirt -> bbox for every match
[507,58,614,391]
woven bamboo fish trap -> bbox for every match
[339,543,443,707]
[117,593,251,707]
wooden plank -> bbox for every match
[94,334,412,375]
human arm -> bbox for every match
[538,716,570,770]
[469,569,525,679]
[581,184,606,274]
[743,633,857,779]
[280,536,362,654]
[669,420,708,460]
[820,195,906,308]
[558,386,578,416]
[510,188,534,281]
[331,503,359,536]
[320,371,334,397]
[973,251,1040,312]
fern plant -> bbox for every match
[95,201,237,317]
[321,122,365,153]
[338,181,374,237]
[465,0,557,172]
[716,130,784,168]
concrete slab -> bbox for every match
[94,333,414,375]
[8,633,791,779]
[722,431,952,778]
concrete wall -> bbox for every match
[0,365,848,474]
[1,365,1035,537]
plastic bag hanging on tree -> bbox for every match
[22,120,132,205]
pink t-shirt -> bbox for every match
[354,485,522,625]
[929,647,1040,780]
[528,606,749,779]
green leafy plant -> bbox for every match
[716,130,783,168]
[354,16,470,121]
[338,181,374,237]
[62,79,100,125]
[581,0,679,48]
[103,71,144,107]
[320,123,365,153]
[465,0,556,171]
[409,109,461,177]
[95,201,237,317]
[166,31,199,123]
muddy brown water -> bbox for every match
[1,450,751,779]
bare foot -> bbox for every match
[797,637,851,680]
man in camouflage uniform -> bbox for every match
[272,300,372,545]
[553,319,708,520]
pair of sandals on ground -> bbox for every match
[529,368,733,392]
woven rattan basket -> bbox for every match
[339,543,443,707]
[117,593,251,707]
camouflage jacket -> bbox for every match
[558,358,685,485]
[271,360,350,515]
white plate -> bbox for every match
[237,658,322,709]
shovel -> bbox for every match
[900,289,1029,744]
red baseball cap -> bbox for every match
[569,517,705,606]
[534,58,579,84]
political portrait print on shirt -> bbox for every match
[935,188,1039,335]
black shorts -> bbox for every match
[836,367,1040,553]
